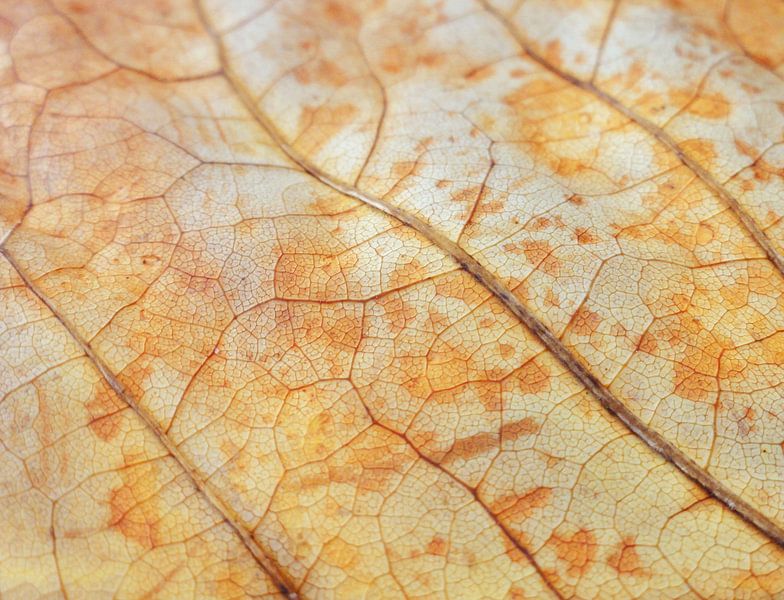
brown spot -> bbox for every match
[499,343,515,359]
[427,536,448,556]
[571,307,601,337]
[501,417,541,442]
[567,194,585,206]
[608,536,649,577]
[548,528,597,578]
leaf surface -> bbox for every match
[1,0,784,598]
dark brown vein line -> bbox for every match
[196,3,784,549]
[0,247,298,600]
[478,0,784,278]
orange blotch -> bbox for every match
[673,363,716,403]
[294,59,348,86]
[108,472,161,549]
[323,1,360,28]
[543,40,563,68]
[734,139,758,159]
[388,257,423,289]
[85,383,124,442]
[548,528,597,579]
[503,78,563,108]
[638,332,659,354]
[680,138,717,165]
[686,93,731,119]
[608,536,650,577]
[392,160,417,179]
[89,413,124,443]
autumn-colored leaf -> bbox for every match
[2,0,784,598]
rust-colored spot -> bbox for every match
[86,383,124,442]
[737,407,756,437]
[734,139,757,159]
[499,343,515,359]
[427,536,448,556]
[608,536,650,577]
[571,307,601,337]
[543,40,563,68]
[446,432,499,462]
[519,240,551,265]
[501,417,541,442]
[512,359,551,395]
[548,528,597,579]
[392,160,417,179]
[492,487,552,521]
[451,186,480,204]
[89,413,124,443]
[575,227,600,245]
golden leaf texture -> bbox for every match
[1,0,784,598]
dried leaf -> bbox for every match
[2,1,783,598]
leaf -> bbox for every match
[1,0,783,598]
